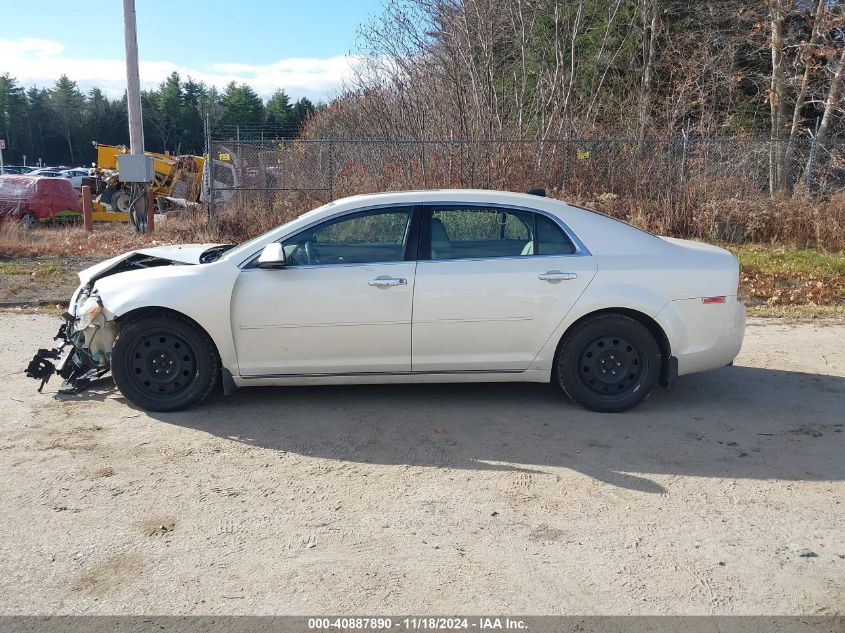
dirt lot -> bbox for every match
[0,313,843,615]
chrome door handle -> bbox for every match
[539,271,577,282]
[368,276,407,287]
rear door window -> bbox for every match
[428,206,534,260]
[425,206,576,259]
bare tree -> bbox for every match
[768,0,788,192]
[816,44,845,141]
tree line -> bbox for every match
[0,71,318,167]
[308,0,844,151]
[2,0,842,179]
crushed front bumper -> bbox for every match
[25,315,110,394]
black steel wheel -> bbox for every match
[112,312,219,412]
[128,331,196,396]
[555,314,661,413]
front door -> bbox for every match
[231,206,419,376]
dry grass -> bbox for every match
[574,188,845,252]
[2,184,843,256]
[0,192,326,259]
[0,222,161,258]
[1,187,843,312]
[160,191,325,244]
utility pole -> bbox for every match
[123,0,144,156]
[121,0,153,233]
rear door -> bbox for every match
[411,204,597,372]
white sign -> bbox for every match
[0,140,5,150]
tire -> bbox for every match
[112,190,131,213]
[100,185,116,206]
[555,314,662,413]
[20,213,38,230]
[111,312,219,412]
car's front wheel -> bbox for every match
[555,314,661,413]
[112,312,219,412]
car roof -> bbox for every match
[328,189,559,208]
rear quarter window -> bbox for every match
[537,215,576,255]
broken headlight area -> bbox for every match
[25,291,117,394]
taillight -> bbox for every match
[702,296,726,304]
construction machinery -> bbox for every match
[91,143,205,223]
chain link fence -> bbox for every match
[205,133,845,214]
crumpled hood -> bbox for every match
[78,244,223,285]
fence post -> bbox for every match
[447,130,453,188]
[146,186,155,233]
[81,185,93,232]
[420,140,426,188]
[806,137,817,191]
[206,113,214,219]
[561,138,569,194]
[805,119,820,191]
[328,136,334,201]
[236,125,242,210]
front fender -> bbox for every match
[93,260,240,372]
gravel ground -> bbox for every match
[0,313,843,615]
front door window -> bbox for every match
[282,208,414,266]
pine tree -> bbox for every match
[49,75,85,163]
[265,89,294,134]
[219,82,265,131]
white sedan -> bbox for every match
[59,169,91,188]
[26,189,745,413]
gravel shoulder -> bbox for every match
[0,314,843,615]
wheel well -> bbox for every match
[116,306,221,362]
[556,308,672,383]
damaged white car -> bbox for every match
[26,189,746,413]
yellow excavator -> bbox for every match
[91,143,206,221]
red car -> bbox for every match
[0,175,83,229]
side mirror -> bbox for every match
[257,242,286,268]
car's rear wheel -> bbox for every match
[555,314,661,413]
[112,312,219,412]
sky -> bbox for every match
[0,0,384,102]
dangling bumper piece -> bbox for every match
[25,315,111,394]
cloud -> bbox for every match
[0,37,358,102]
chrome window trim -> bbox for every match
[238,260,415,273]
[237,251,586,273]
[237,199,591,269]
